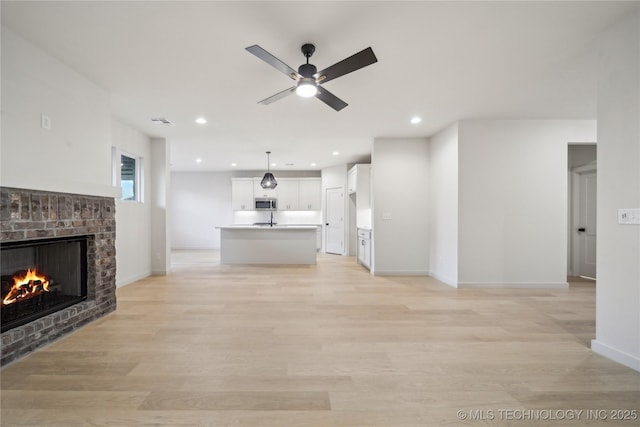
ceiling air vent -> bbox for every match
[151,117,175,126]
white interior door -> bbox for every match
[325,188,345,255]
[574,167,597,278]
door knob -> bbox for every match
[578,227,586,232]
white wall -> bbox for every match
[592,8,640,372]
[1,28,114,197]
[428,124,459,286]
[457,120,596,287]
[372,138,430,275]
[170,172,233,250]
[112,119,152,287]
[150,138,170,275]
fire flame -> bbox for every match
[2,268,50,305]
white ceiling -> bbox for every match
[2,1,635,172]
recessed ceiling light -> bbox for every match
[195,117,207,124]
[195,158,202,163]
[332,151,340,156]
[310,163,317,167]
[271,163,277,167]
[410,116,422,124]
[231,163,237,167]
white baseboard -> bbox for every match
[116,271,151,288]
[591,339,640,372]
[428,271,458,288]
[373,269,430,276]
[152,269,170,276]
[457,281,569,289]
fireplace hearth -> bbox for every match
[1,187,116,365]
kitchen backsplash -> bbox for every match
[233,210,321,225]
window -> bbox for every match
[119,153,142,202]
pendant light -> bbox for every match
[260,151,277,189]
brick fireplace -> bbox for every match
[1,187,116,365]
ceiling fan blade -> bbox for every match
[246,45,300,80]
[258,86,296,105]
[315,86,348,111]
[313,47,377,84]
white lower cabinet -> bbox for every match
[357,228,371,270]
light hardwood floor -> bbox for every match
[1,251,639,426]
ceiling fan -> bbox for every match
[245,43,377,111]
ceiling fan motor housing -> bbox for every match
[298,63,317,78]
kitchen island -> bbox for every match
[217,225,318,265]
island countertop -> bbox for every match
[217,225,318,265]
[216,225,319,230]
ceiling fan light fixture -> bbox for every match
[296,78,318,98]
[260,151,278,189]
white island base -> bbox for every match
[218,226,317,265]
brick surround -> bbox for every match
[1,187,116,365]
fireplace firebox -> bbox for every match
[1,235,88,332]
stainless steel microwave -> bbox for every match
[255,198,277,211]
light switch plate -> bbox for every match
[41,114,51,130]
[618,208,640,225]
[382,212,392,220]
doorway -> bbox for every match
[568,144,597,279]
[325,187,345,255]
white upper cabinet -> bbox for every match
[232,177,320,211]
[231,178,254,210]
[279,178,321,211]
[299,179,321,210]
[347,167,357,194]
[348,164,372,228]
[278,179,300,210]
[253,178,279,198]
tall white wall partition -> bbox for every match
[592,8,640,372]
[456,119,596,287]
[428,124,459,286]
[150,138,171,275]
[112,119,152,287]
[372,138,430,275]
[170,172,234,250]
